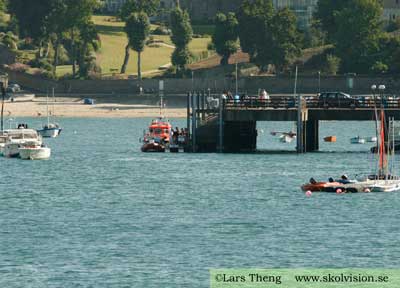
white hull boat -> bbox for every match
[38,88,62,138]
[37,125,62,138]
[2,128,42,158]
[279,134,296,143]
[366,136,377,143]
[19,146,51,160]
[350,136,366,144]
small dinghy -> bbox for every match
[324,136,337,142]
[350,136,366,144]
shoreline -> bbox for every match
[3,97,187,119]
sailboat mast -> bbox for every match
[52,87,56,123]
[46,89,50,126]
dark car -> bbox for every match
[318,92,360,108]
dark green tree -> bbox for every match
[120,0,160,73]
[7,0,53,40]
[237,0,274,61]
[124,12,150,82]
[314,0,348,42]
[170,7,193,74]
[334,0,382,73]
[212,13,239,65]
[75,20,101,78]
[270,8,302,72]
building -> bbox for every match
[104,0,126,13]
[273,0,318,30]
[383,0,400,21]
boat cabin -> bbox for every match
[148,118,172,143]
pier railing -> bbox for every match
[223,96,400,110]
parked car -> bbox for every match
[317,91,361,108]
[6,82,21,93]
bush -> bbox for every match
[325,54,341,75]
[207,42,215,51]
[370,61,388,74]
[29,58,53,71]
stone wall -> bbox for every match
[5,69,400,96]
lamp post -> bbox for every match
[318,71,321,94]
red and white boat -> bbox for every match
[141,118,172,153]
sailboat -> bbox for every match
[37,88,62,138]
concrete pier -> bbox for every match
[188,95,400,153]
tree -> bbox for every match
[314,0,348,42]
[75,20,101,78]
[120,0,159,73]
[236,0,302,72]
[124,12,150,83]
[8,0,53,40]
[270,8,302,72]
[212,13,239,65]
[237,0,274,61]
[170,7,193,74]
[334,0,382,73]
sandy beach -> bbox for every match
[2,97,187,118]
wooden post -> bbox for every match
[218,92,224,153]
[187,92,191,144]
[296,93,304,153]
[192,92,197,152]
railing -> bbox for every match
[221,97,400,110]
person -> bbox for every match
[337,174,351,184]
[259,89,269,100]
[309,178,317,185]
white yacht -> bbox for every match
[2,128,42,158]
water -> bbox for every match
[1,118,400,287]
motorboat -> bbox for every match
[141,117,171,153]
[301,179,343,192]
[2,127,42,158]
[37,88,62,138]
[350,136,365,144]
[366,136,377,143]
[19,144,51,160]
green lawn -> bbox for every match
[92,15,211,76]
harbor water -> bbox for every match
[1,118,400,287]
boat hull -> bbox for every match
[141,142,165,153]
[19,147,51,160]
[37,128,62,138]
[3,143,21,158]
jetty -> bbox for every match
[185,90,400,153]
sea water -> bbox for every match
[1,118,399,287]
